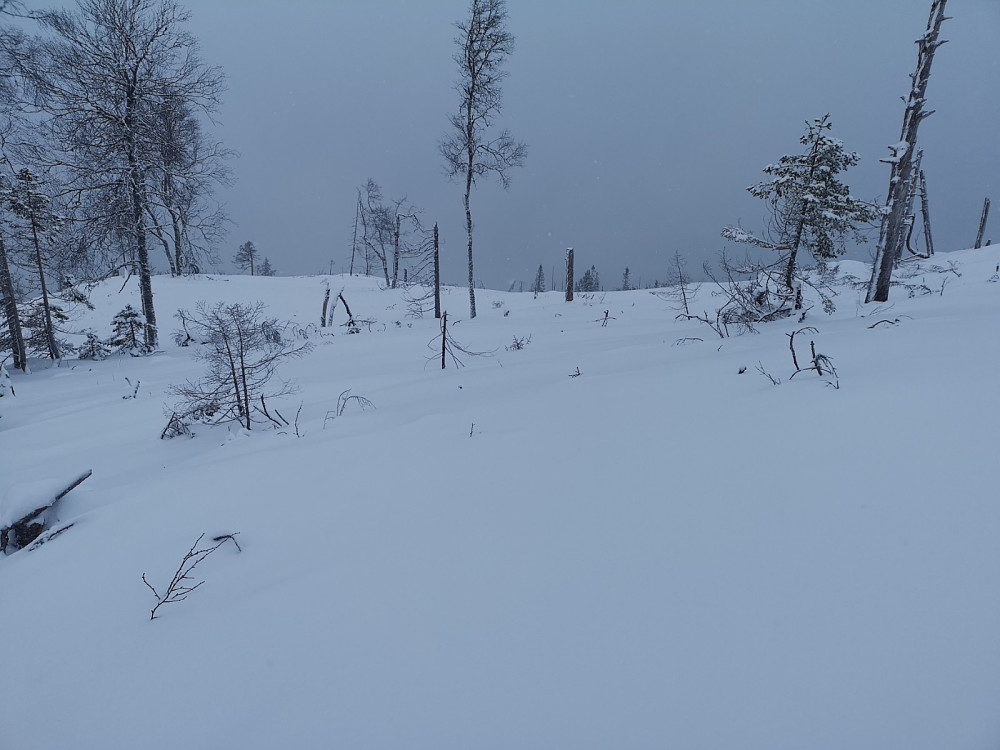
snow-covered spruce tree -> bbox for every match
[0,360,11,398]
[258,257,275,276]
[619,267,633,291]
[20,300,71,357]
[167,301,311,431]
[78,331,109,360]
[532,264,545,296]
[233,241,258,275]
[723,114,878,292]
[110,305,150,356]
[576,265,600,293]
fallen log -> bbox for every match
[0,469,92,554]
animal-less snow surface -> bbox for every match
[2,249,999,749]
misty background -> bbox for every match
[182,1,998,289]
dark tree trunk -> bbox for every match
[465,98,477,319]
[974,197,990,249]
[433,223,441,319]
[392,213,401,289]
[867,0,949,303]
[0,236,27,371]
[465,169,476,318]
[321,287,330,327]
[169,204,185,275]
[29,220,59,360]
[920,170,935,255]
[125,83,157,349]
[565,248,574,302]
[440,311,447,369]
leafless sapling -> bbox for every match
[142,532,240,620]
[167,301,311,431]
[428,311,493,369]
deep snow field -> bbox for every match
[2,248,1000,749]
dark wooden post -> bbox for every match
[440,312,447,369]
[565,248,574,302]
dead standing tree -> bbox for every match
[974,197,990,249]
[564,248,574,302]
[866,0,949,303]
[441,0,526,320]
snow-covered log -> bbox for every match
[0,470,92,554]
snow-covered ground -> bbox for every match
[2,248,999,749]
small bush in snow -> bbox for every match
[166,301,312,431]
[78,331,110,360]
[505,334,531,351]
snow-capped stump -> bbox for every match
[0,470,92,554]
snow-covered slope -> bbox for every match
[2,249,999,749]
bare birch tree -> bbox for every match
[2,0,226,349]
[440,0,526,319]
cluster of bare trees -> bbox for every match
[0,0,231,361]
[351,179,433,291]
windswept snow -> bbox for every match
[2,248,999,749]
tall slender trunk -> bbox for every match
[867,0,948,303]
[350,198,360,275]
[920,171,935,256]
[783,129,826,291]
[144,199,176,276]
[29,219,59,360]
[392,213,401,288]
[465,171,476,318]
[0,235,27,371]
[440,312,448,369]
[565,248,574,302]
[433,223,441,319]
[974,198,990,249]
[169,206,184,274]
[465,101,477,319]
[125,82,157,349]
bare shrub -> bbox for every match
[166,302,311,431]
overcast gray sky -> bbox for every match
[182,1,998,288]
